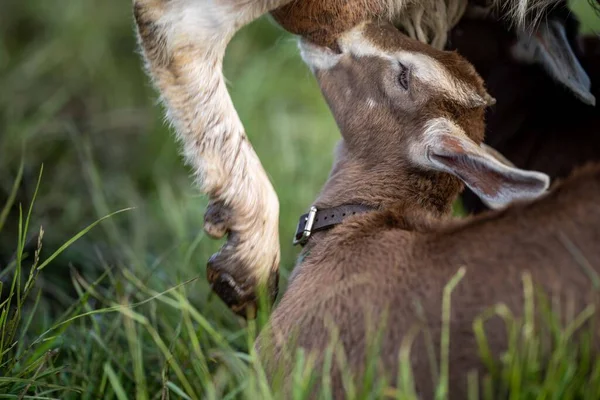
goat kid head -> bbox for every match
[450,1,595,106]
[300,21,549,209]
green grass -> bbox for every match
[0,0,599,398]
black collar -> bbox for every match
[293,204,374,246]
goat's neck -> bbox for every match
[312,142,464,227]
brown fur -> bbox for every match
[271,0,387,48]
[257,21,600,398]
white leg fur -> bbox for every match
[133,0,292,314]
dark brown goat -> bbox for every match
[447,4,600,214]
[256,20,600,399]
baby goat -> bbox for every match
[131,0,583,316]
[447,4,599,214]
[256,21,600,399]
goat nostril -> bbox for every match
[342,213,346,216]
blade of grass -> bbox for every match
[21,165,43,258]
[37,207,134,271]
[436,266,466,400]
[103,362,129,400]
[166,382,193,400]
[0,156,24,233]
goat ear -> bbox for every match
[511,20,595,106]
[479,143,515,167]
[425,129,550,209]
[465,92,497,108]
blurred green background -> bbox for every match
[0,0,598,397]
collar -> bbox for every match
[293,204,374,246]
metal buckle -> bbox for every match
[293,206,317,246]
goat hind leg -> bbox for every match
[133,0,291,317]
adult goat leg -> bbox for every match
[133,0,292,317]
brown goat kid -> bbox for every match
[132,0,589,317]
[257,21,600,398]
[447,4,600,214]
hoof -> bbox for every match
[207,251,279,319]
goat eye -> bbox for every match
[398,61,409,90]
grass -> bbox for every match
[0,0,599,398]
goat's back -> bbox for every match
[258,165,600,399]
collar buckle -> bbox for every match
[293,206,317,246]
